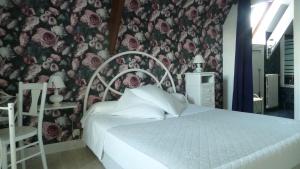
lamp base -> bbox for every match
[194,64,202,73]
[49,94,63,106]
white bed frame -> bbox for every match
[83,51,176,113]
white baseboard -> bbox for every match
[26,139,85,155]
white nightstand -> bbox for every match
[185,72,215,107]
[44,102,77,111]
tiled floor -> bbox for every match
[26,148,105,169]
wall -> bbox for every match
[252,44,264,98]
[294,0,300,120]
[223,4,237,110]
[0,0,234,143]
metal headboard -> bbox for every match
[83,51,176,113]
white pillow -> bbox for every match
[113,88,165,119]
[171,93,188,104]
[130,85,187,116]
[112,104,165,120]
[81,101,118,127]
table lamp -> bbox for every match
[193,54,205,72]
[48,75,65,105]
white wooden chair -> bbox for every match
[0,103,17,169]
[0,82,48,169]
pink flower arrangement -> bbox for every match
[125,0,140,12]
[42,122,62,141]
[82,53,103,70]
[80,10,101,28]
[183,39,196,53]
[32,28,58,48]
[122,34,140,50]
[155,19,170,34]
[123,73,141,88]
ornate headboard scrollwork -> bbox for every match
[83,51,176,113]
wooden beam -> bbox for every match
[108,0,125,55]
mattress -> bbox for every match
[83,105,300,169]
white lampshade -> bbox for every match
[48,75,65,89]
[193,54,205,64]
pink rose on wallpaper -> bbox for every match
[207,26,218,39]
[217,0,227,8]
[159,55,171,68]
[116,57,125,64]
[155,19,170,34]
[19,32,29,47]
[23,16,39,31]
[70,14,78,26]
[0,79,8,87]
[24,64,42,81]
[183,39,196,53]
[65,25,74,34]
[185,6,198,20]
[123,74,140,88]
[122,34,139,50]
[82,53,103,70]
[125,0,140,12]
[21,6,35,16]
[114,79,122,90]
[80,10,101,28]
[32,28,58,48]
[23,56,37,65]
[73,0,88,13]
[50,54,61,61]
[208,56,217,69]
[43,122,62,141]
[87,95,101,107]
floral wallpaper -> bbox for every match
[0,0,234,144]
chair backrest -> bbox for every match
[17,82,47,135]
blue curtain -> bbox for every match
[232,0,253,112]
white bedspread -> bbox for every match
[83,104,213,161]
[106,109,300,169]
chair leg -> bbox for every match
[19,141,26,169]
[38,140,48,169]
[1,143,8,169]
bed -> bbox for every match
[81,51,300,169]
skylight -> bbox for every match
[251,2,269,29]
